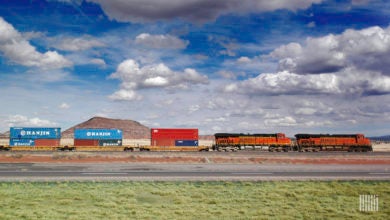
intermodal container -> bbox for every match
[74,129,123,140]
[34,139,60,146]
[151,128,198,140]
[10,138,35,146]
[98,139,122,146]
[175,140,198,146]
[151,139,175,146]
[10,127,61,139]
[74,139,99,146]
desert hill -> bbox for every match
[370,135,390,142]
[0,131,9,138]
[62,117,150,139]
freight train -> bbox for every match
[0,127,373,152]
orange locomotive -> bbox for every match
[213,133,292,152]
[295,134,372,152]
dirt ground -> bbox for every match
[0,152,389,165]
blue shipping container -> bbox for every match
[10,127,61,139]
[10,139,35,146]
[175,140,198,146]
[74,129,123,140]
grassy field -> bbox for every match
[0,181,388,219]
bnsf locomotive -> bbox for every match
[295,133,372,152]
[213,133,291,152]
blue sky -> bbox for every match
[0,0,389,136]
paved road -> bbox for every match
[0,163,389,181]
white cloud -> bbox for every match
[54,36,105,51]
[293,100,333,116]
[59,102,70,109]
[224,26,390,97]
[237,56,252,63]
[224,68,390,96]
[307,21,316,28]
[87,0,323,23]
[6,115,58,127]
[90,58,107,67]
[188,105,200,114]
[108,89,142,101]
[224,71,340,95]
[109,59,208,101]
[271,26,390,75]
[0,17,72,69]
[264,116,297,127]
[135,33,189,49]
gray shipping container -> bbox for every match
[98,139,123,146]
[10,138,35,146]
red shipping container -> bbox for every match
[151,139,176,146]
[34,139,60,146]
[74,139,99,146]
[151,128,198,140]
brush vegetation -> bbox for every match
[0,181,388,219]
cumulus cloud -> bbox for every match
[237,56,252,63]
[53,36,105,51]
[293,100,333,116]
[90,58,107,67]
[0,17,72,69]
[109,89,142,101]
[6,115,58,127]
[224,25,390,97]
[135,33,189,49]
[109,59,208,101]
[264,116,297,127]
[59,102,70,109]
[224,71,340,95]
[87,0,323,23]
[271,26,390,75]
[224,68,390,96]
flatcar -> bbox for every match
[295,133,372,152]
[213,133,292,152]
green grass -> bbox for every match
[0,181,388,219]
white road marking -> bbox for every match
[231,172,273,175]
[82,172,128,175]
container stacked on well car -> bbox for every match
[71,128,123,151]
[145,128,207,151]
[8,127,61,150]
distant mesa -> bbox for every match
[61,117,150,139]
[369,135,390,142]
[0,131,9,138]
